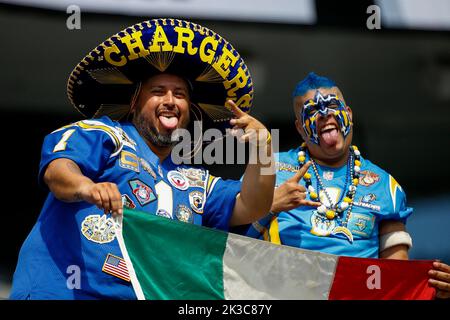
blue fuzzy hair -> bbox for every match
[292,72,337,98]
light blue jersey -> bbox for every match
[11,116,241,299]
[245,147,412,258]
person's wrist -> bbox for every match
[270,204,280,214]
[76,178,95,202]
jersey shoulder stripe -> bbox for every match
[52,119,127,156]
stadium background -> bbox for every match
[0,0,449,298]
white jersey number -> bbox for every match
[154,180,173,218]
[53,129,76,152]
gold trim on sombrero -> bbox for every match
[143,51,176,72]
[87,67,133,85]
[93,104,131,120]
[197,103,235,122]
[129,82,141,113]
[196,64,224,83]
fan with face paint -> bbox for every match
[301,90,352,146]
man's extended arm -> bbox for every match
[226,100,276,226]
[44,158,123,215]
[379,220,450,299]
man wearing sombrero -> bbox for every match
[10,18,275,299]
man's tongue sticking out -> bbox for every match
[159,115,179,131]
[320,127,340,147]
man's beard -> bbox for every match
[133,111,177,147]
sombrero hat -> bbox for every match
[67,18,253,133]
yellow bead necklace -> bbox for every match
[298,144,361,227]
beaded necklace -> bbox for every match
[297,143,361,228]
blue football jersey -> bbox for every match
[245,147,412,258]
[10,116,241,299]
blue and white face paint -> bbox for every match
[301,91,352,145]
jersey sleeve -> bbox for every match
[202,175,241,231]
[379,174,413,223]
[38,118,123,187]
[240,212,274,239]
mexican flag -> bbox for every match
[116,208,435,300]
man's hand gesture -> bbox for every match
[271,161,321,214]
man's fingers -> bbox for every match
[230,117,249,128]
[108,184,123,215]
[82,182,123,215]
[98,188,112,214]
[91,190,103,210]
[293,190,306,201]
[292,190,321,206]
[294,185,306,193]
[299,200,322,207]
[289,161,312,183]
[226,99,246,118]
[430,261,450,299]
[296,161,312,179]
[102,184,122,216]
[429,269,450,283]
[429,279,450,296]
[433,261,450,273]
[436,291,450,299]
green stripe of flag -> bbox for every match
[120,208,228,300]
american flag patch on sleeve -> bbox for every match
[102,253,131,282]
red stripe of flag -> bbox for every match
[328,256,435,300]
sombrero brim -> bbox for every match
[67,18,254,133]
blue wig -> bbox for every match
[292,72,337,98]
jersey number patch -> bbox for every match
[53,129,76,152]
[154,180,173,218]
